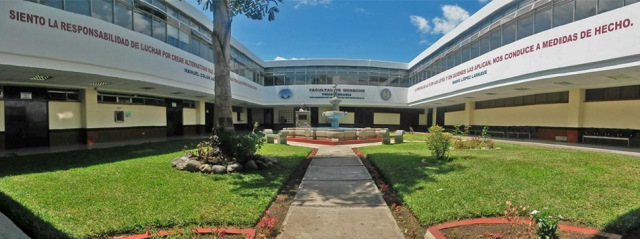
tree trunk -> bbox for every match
[212,0,234,132]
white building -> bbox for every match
[1,0,639,149]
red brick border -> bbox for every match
[112,227,256,239]
[307,148,319,160]
[287,137,381,146]
[426,218,621,239]
[352,147,366,160]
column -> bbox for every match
[431,107,438,126]
[566,88,585,142]
[463,101,475,126]
[80,88,99,144]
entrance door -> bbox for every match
[166,99,183,137]
[4,87,49,149]
[205,103,214,133]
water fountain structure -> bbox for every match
[283,84,387,145]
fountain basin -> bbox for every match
[283,127,387,143]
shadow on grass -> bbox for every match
[0,192,69,239]
[364,152,467,187]
[220,156,303,198]
[0,139,200,177]
[602,207,640,238]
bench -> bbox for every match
[506,126,536,139]
[392,130,405,144]
[264,129,289,144]
[377,129,391,145]
[582,128,633,147]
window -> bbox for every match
[598,0,624,14]
[66,0,91,16]
[479,35,491,55]
[167,24,179,47]
[553,0,574,27]
[575,0,597,21]
[42,0,63,9]
[534,5,552,33]
[183,101,196,108]
[502,20,516,45]
[92,0,114,23]
[470,40,480,59]
[179,30,190,51]
[490,29,501,51]
[48,90,80,101]
[626,0,640,5]
[151,0,166,11]
[517,13,533,40]
[134,10,152,36]
[114,0,133,29]
[152,17,166,42]
[114,111,125,122]
[190,37,200,56]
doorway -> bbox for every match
[166,99,183,137]
[4,87,49,149]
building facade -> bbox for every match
[1,0,639,149]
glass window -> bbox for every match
[114,1,132,29]
[190,37,200,55]
[553,0,574,27]
[461,45,470,63]
[167,24,179,47]
[626,0,640,5]
[490,29,501,50]
[42,0,63,9]
[454,49,462,66]
[66,0,91,16]
[470,40,480,59]
[134,10,152,36]
[200,42,208,60]
[179,30,190,51]
[152,17,166,42]
[502,20,516,45]
[599,0,624,14]
[575,0,596,21]
[91,0,113,23]
[151,0,166,11]
[517,13,533,40]
[479,35,490,55]
[534,5,552,33]
[166,6,179,19]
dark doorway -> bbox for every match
[4,87,49,149]
[205,103,214,133]
[166,99,183,137]
[263,108,273,128]
[310,107,318,126]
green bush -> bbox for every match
[425,125,453,160]
[532,210,560,239]
[211,129,264,164]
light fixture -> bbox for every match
[464,96,475,99]
[447,100,456,102]
[140,86,155,90]
[553,81,573,85]
[514,87,530,91]
[171,92,183,95]
[485,93,497,95]
[90,81,112,86]
[30,74,53,81]
[196,95,205,98]
[607,74,631,80]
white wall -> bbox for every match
[418,113,428,126]
[444,111,465,126]
[473,104,569,127]
[88,103,166,128]
[49,101,82,129]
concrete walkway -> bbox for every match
[0,213,29,239]
[278,145,404,239]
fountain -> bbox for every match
[322,84,348,128]
[282,84,388,145]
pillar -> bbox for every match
[463,101,475,126]
[431,107,438,126]
[566,88,585,142]
[80,88,99,144]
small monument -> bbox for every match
[321,83,348,128]
[295,103,311,128]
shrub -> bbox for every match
[213,129,264,164]
[532,210,560,239]
[425,125,453,161]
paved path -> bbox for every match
[278,145,404,239]
[0,213,29,239]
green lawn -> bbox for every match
[359,142,640,235]
[0,140,310,239]
[402,133,428,142]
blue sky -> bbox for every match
[189,0,491,63]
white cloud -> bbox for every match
[431,5,470,35]
[410,15,431,34]
[355,8,370,14]
[274,56,305,61]
[294,0,332,8]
